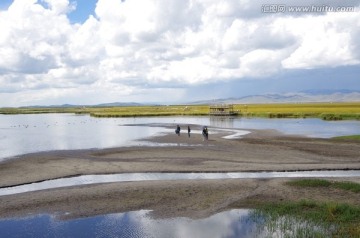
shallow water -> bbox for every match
[0,209,272,238]
[1,114,359,237]
[0,114,170,160]
[0,208,343,238]
[1,114,360,160]
[1,170,359,196]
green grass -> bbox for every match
[333,182,360,193]
[252,200,360,237]
[332,135,360,141]
[287,179,332,188]
[286,179,360,193]
[0,102,359,120]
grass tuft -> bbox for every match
[333,181,360,193]
[253,200,360,237]
[332,135,360,141]
[286,179,360,193]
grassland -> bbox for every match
[333,135,360,140]
[236,102,360,120]
[286,179,360,193]
[0,102,359,120]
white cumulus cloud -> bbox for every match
[0,0,359,106]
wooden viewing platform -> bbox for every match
[209,104,239,116]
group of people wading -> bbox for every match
[175,125,208,141]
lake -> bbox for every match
[1,113,359,237]
[1,113,360,161]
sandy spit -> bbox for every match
[0,125,359,219]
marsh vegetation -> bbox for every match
[0,102,359,120]
[249,179,360,237]
[252,200,360,238]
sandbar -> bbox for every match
[0,125,359,219]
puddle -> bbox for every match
[1,170,359,196]
[217,128,251,139]
[0,208,344,238]
[0,209,268,238]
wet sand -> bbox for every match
[0,125,359,219]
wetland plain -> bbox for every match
[0,105,359,237]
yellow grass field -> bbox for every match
[233,103,360,120]
[0,102,359,120]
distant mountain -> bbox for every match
[21,104,77,108]
[190,90,360,104]
[95,102,143,107]
[300,89,359,95]
[19,90,360,108]
[22,102,146,108]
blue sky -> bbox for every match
[67,0,97,23]
[0,0,359,106]
[0,0,97,23]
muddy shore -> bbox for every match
[0,125,359,219]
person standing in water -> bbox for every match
[188,125,191,137]
[175,125,181,136]
[202,126,207,141]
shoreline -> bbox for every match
[1,126,359,188]
[0,125,359,219]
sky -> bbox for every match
[0,0,360,107]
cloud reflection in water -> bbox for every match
[0,209,261,238]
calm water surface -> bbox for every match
[0,209,262,238]
[1,114,360,160]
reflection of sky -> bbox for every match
[1,114,360,160]
[0,114,170,160]
[232,118,360,138]
[0,210,262,238]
